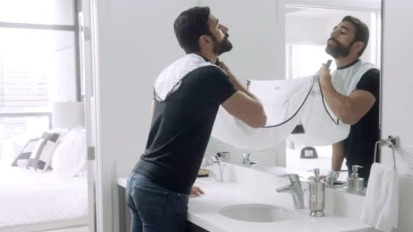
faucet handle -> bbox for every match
[210,154,221,163]
[242,152,251,158]
[279,173,300,183]
[326,169,348,186]
[241,152,251,164]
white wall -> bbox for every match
[199,0,286,166]
[199,0,284,80]
[381,0,413,231]
[92,1,284,230]
[93,1,196,231]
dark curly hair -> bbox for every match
[342,15,369,57]
[173,7,211,54]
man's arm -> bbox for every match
[218,61,266,128]
[331,142,345,171]
[318,65,376,125]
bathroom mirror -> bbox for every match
[284,2,382,181]
[206,0,382,186]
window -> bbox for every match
[286,44,337,80]
[0,0,79,161]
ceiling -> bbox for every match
[286,7,365,19]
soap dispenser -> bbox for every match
[308,168,325,217]
[347,165,364,193]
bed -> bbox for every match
[0,128,89,232]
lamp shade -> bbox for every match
[52,102,85,128]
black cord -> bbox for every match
[258,78,315,128]
[317,75,340,125]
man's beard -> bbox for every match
[211,34,233,55]
[325,38,353,59]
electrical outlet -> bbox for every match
[388,135,400,147]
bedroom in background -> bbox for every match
[0,0,90,231]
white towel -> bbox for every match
[360,163,399,232]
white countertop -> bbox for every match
[188,176,371,232]
[118,163,374,232]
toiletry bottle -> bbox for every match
[309,168,325,217]
[347,165,364,193]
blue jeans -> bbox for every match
[126,173,189,232]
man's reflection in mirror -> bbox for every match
[318,16,380,186]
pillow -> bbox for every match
[11,138,39,167]
[51,128,87,178]
[45,128,70,142]
[26,132,60,171]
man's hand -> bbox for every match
[318,63,332,87]
[190,186,204,197]
[218,61,235,79]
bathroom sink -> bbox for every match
[219,203,295,222]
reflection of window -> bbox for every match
[0,0,78,161]
[0,0,74,25]
[286,44,336,80]
[285,44,335,172]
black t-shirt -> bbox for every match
[134,65,236,194]
[343,68,380,182]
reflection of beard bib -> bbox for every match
[331,60,377,96]
[211,77,314,150]
[321,60,378,127]
[210,60,378,150]
[289,60,378,146]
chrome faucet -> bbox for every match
[276,174,304,209]
[241,152,258,166]
[326,169,347,187]
[210,155,224,182]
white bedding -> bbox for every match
[0,161,88,230]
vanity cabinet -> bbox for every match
[117,163,372,232]
[118,185,131,232]
[186,222,209,232]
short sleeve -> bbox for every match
[195,66,237,104]
[356,69,380,99]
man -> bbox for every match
[126,6,266,232]
[319,16,380,185]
